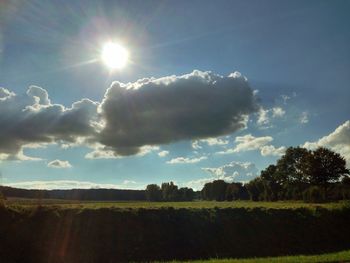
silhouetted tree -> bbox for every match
[225,182,248,201]
[201,182,213,200]
[145,184,162,201]
[245,177,265,201]
[0,191,5,207]
[304,147,349,189]
[303,186,326,203]
[276,147,310,198]
[341,176,350,199]
[178,187,195,201]
[201,180,229,201]
[225,183,240,201]
[260,164,281,201]
[161,182,179,201]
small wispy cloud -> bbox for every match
[47,159,72,169]
[4,180,120,190]
[192,137,229,150]
[158,150,169,157]
[272,107,285,118]
[257,106,286,128]
[300,111,309,124]
[167,156,207,164]
[217,134,272,154]
[217,134,285,157]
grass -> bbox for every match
[167,249,350,262]
[4,198,349,210]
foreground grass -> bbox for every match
[168,249,350,263]
[5,198,349,210]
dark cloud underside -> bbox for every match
[0,70,258,159]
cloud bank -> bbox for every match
[303,120,350,165]
[4,180,122,190]
[0,70,258,160]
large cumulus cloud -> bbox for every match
[0,86,98,160]
[97,70,258,156]
[0,70,258,159]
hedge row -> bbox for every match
[1,206,350,262]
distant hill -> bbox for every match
[0,185,146,201]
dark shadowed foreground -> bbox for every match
[1,205,350,263]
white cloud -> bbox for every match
[217,134,286,157]
[85,145,160,159]
[185,178,214,191]
[158,150,169,157]
[303,120,350,165]
[191,140,202,150]
[257,108,270,126]
[234,134,273,152]
[300,111,309,124]
[192,137,229,150]
[202,161,258,182]
[85,147,119,159]
[0,87,15,100]
[201,137,229,146]
[0,148,42,161]
[4,180,121,190]
[257,106,286,128]
[260,145,286,156]
[272,107,285,118]
[47,159,72,169]
[123,180,137,185]
[167,156,207,164]
[281,94,291,104]
[26,85,51,105]
[280,92,296,104]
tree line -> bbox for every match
[145,182,196,201]
[0,187,147,201]
[1,146,348,203]
[0,182,198,202]
[202,147,350,202]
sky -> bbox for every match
[0,0,349,190]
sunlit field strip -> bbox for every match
[5,198,349,210]
[164,249,350,263]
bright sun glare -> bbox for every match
[101,42,129,69]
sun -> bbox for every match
[101,42,129,69]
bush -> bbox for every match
[303,186,326,203]
[1,206,350,262]
[0,191,5,204]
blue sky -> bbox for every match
[0,0,349,190]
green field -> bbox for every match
[169,249,350,263]
[4,198,349,210]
